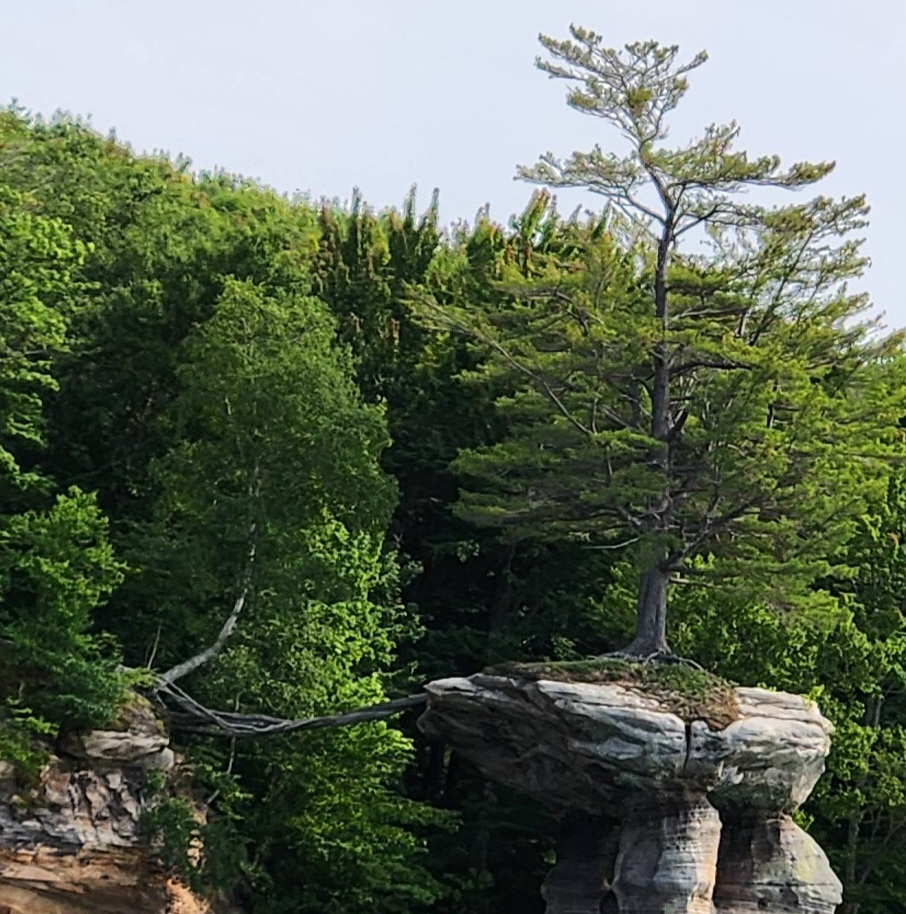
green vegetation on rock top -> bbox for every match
[484,659,739,730]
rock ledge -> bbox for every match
[419,673,842,914]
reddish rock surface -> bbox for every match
[0,696,217,914]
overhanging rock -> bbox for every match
[419,674,842,914]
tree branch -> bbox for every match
[157,463,261,686]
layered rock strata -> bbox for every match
[0,696,212,914]
[419,674,842,914]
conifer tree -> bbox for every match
[414,29,905,657]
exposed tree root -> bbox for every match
[149,648,704,740]
[150,679,427,738]
[598,649,704,670]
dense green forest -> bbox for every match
[3,28,906,914]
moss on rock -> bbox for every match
[484,658,739,730]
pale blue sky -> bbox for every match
[3,1,905,322]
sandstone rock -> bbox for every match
[420,673,842,914]
[420,676,690,812]
[59,728,168,764]
[714,816,843,914]
[59,695,169,766]
[0,846,220,914]
[0,846,168,914]
[693,688,833,813]
[138,747,177,772]
[421,676,832,812]
[0,762,144,849]
[0,695,220,914]
[613,795,721,914]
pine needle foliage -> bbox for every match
[412,29,906,656]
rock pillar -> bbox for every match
[613,795,721,914]
[714,816,843,914]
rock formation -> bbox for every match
[419,672,843,914]
[0,695,216,914]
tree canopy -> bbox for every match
[1,23,906,914]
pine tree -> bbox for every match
[414,30,906,657]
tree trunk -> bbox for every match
[622,222,674,659]
[624,565,670,656]
[839,812,861,914]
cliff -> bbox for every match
[0,695,214,914]
[419,667,843,914]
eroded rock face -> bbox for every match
[714,818,843,914]
[419,674,842,914]
[614,795,721,914]
[0,695,213,914]
[0,847,171,914]
[0,756,151,851]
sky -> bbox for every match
[3,1,905,323]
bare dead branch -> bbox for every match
[158,463,261,686]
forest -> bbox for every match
[2,28,906,914]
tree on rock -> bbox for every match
[413,29,905,658]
